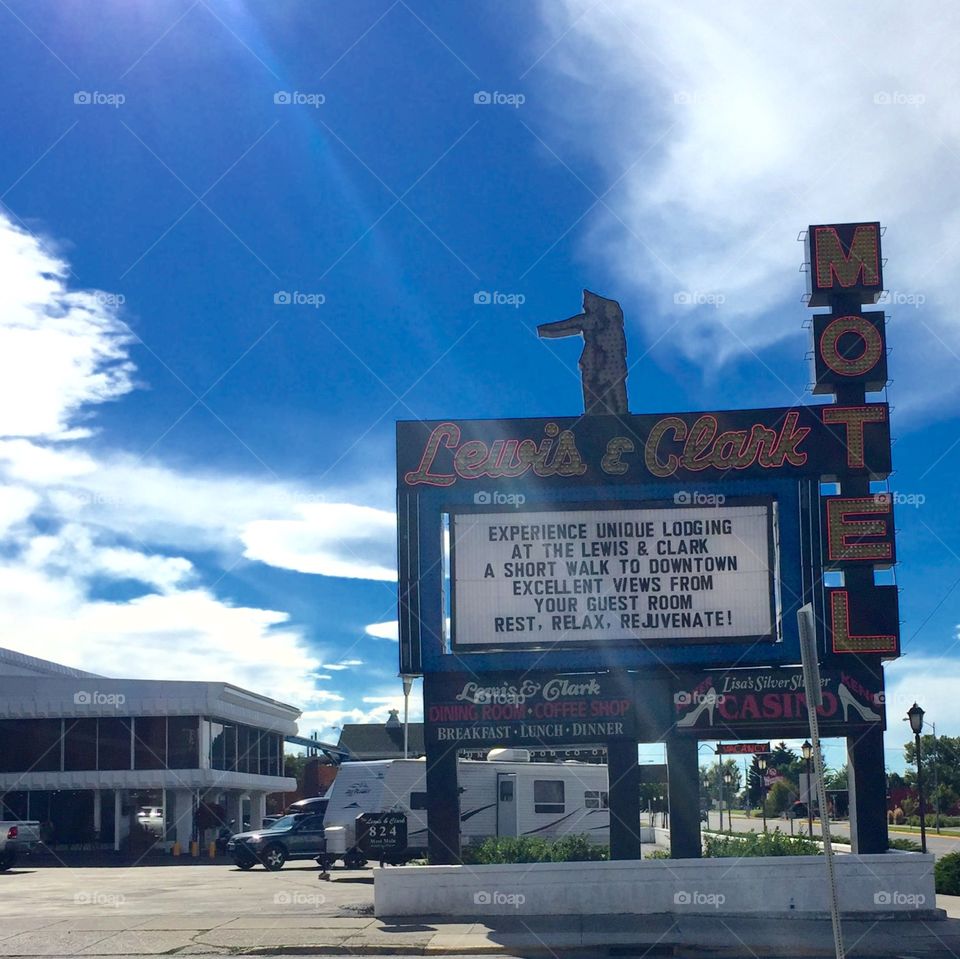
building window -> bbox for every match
[584,790,608,809]
[98,718,132,770]
[63,718,97,771]
[0,719,60,772]
[134,717,167,770]
[238,725,257,774]
[533,780,565,814]
[167,717,199,769]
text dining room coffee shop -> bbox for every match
[394,222,901,877]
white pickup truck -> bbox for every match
[0,821,41,871]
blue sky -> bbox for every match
[0,1,958,774]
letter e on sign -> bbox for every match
[823,496,894,567]
[806,222,883,307]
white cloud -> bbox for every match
[884,653,960,740]
[0,221,134,439]
[365,620,399,641]
[242,503,396,581]
[0,212,392,718]
[537,1,960,414]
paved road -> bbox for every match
[705,810,960,858]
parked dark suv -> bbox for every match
[227,813,327,871]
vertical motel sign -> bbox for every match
[806,222,899,657]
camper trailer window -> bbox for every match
[534,780,565,814]
[410,792,428,810]
[499,780,514,802]
[585,790,608,809]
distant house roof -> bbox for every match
[337,722,425,760]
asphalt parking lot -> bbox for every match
[0,861,378,955]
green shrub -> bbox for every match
[904,814,960,828]
[889,837,922,852]
[935,851,960,895]
[644,848,671,859]
[461,834,608,865]
[704,829,820,858]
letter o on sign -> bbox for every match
[819,314,884,377]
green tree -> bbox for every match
[700,760,743,805]
[904,735,960,817]
[824,764,848,791]
[770,742,803,783]
[764,779,796,816]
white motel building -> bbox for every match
[0,647,300,851]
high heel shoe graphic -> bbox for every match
[676,688,718,727]
[838,682,881,722]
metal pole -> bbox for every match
[798,604,845,959]
[931,722,940,834]
[806,756,814,837]
[915,731,927,854]
[761,784,767,833]
[717,748,724,833]
[401,676,414,760]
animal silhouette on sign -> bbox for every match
[537,290,628,415]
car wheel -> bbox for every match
[261,844,287,871]
[234,858,255,871]
[0,853,14,872]
[343,851,367,869]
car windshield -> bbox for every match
[259,815,302,831]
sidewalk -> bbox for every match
[3,864,959,957]
[3,910,960,956]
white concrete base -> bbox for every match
[374,853,938,919]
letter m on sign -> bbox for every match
[806,222,883,307]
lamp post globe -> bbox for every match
[907,702,924,735]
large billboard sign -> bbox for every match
[672,664,885,735]
[450,502,778,649]
[422,670,662,747]
[398,403,891,490]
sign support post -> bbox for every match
[799,603,845,959]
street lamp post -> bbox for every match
[907,703,927,854]
[801,740,814,837]
[723,771,733,832]
[758,755,768,833]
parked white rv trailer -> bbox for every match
[323,755,611,864]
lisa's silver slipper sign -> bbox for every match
[450,502,778,649]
